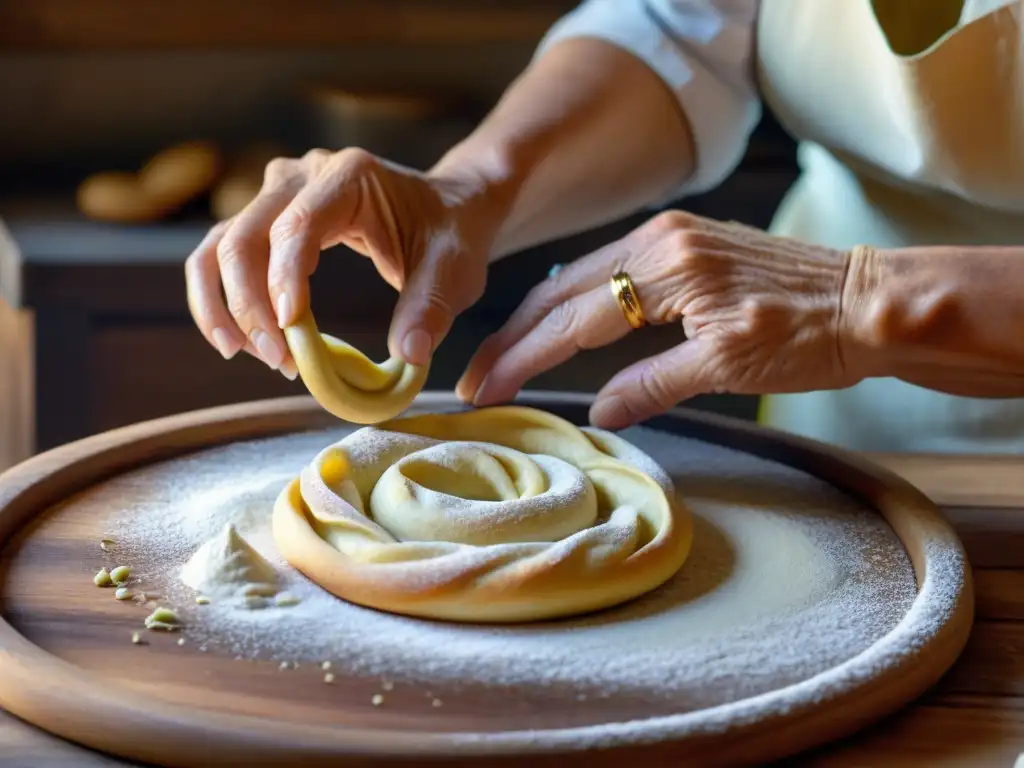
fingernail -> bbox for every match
[401,329,432,366]
[454,377,474,403]
[211,327,237,360]
[590,396,631,430]
[280,358,299,381]
[250,329,283,370]
[276,292,294,329]
[472,374,498,407]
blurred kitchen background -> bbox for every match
[0,1,799,471]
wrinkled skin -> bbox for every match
[458,211,862,428]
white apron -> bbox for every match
[755,0,1024,453]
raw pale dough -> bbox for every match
[273,405,692,622]
[180,523,278,602]
[283,309,428,424]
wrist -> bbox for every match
[428,138,530,263]
[837,244,893,379]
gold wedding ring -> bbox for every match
[610,271,647,329]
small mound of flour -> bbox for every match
[180,523,278,602]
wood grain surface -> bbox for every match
[0,394,991,766]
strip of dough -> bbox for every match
[284,309,428,424]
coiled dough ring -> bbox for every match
[273,405,692,623]
[283,309,428,424]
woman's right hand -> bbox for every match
[185,147,498,377]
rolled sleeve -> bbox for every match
[536,0,762,197]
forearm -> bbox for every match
[429,38,694,260]
[843,245,1024,397]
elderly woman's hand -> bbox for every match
[185,148,498,376]
[457,211,870,429]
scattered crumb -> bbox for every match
[576,693,587,701]
[275,592,301,608]
[243,596,270,610]
[324,673,335,684]
[371,694,384,706]
[321,661,332,671]
[198,646,208,653]
[100,538,115,552]
[431,698,443,708]
[279,661,293,671]
[114,587,132,601]
[195,596,211,606]
[145,606,181,631]
[381,680,394,691]
[131,632,142,645]
[177,638,186,647]
[93,568,113,587]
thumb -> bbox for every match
[387,240,480,367]
[590,337,715,429]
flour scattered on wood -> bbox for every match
[94,422,952,746]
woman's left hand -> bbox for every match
[456,211,869,429]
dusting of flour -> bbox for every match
[106,425,919,714]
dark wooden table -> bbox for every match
[1,451,1022,766]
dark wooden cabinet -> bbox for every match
[0,117,797,463]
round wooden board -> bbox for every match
[0,392,974,767]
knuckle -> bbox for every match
[216,232,259,269]
[269,207,312,245]
[669,228,709,258]
[639,359,677,409]
[263,156,299,185]
[301,147,332,166]
[224,290,252,323]
[738,297,782,334]
[333,146,377,174]
[416,283,456,323]
[646,210,693,237]
[545,300,580,338]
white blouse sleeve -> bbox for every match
[535,0,763,197]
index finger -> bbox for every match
[470,283,631,407]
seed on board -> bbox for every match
[114,587,132,601]
[371,694,384,706]
[381,680,394,691]
[324,673,335,684]
[110,565,131,585]
[195,595,211,606]
[321,661,332,671]
[144,606,181,631]
[131,632,142,645]
[177,638,186,647]
[431,698,443,708]
[93,568,113,587]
